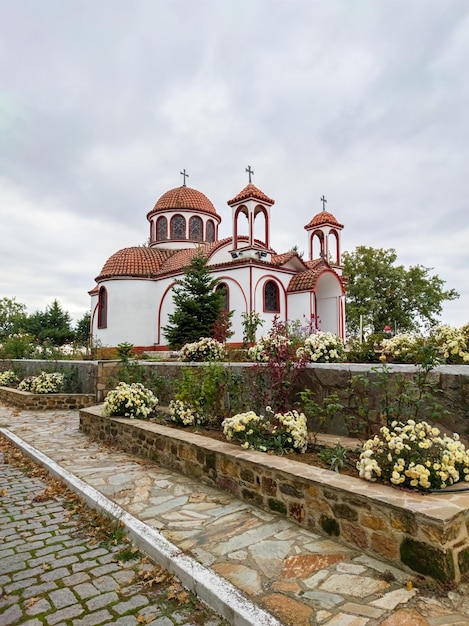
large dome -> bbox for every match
[147,185,218,219]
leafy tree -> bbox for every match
[0,297,27,339]
[163,250,225,348]
[342,246,459,336]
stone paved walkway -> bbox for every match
[1,403,469,626]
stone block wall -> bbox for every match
[80,406,469,583]
[4,360,469,435]
[0,387,96,410]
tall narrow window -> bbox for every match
[98,287,108,328]
[264,280,279,312]
[189,216,203,241]
[170,214,186,239]
[156,216,167,241]
[206,220,215,243]
[216,283,229,312]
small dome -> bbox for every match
[304,211,343,229]
[147,186,218,219]
[227,183,275,206]
[96,247,173,281]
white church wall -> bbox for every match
[95,280,159,347]
[315,272,344,335]
[208,244,235,265]
[287,292,313,327]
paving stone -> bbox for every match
[370,587,417,610]
[379,607,431,625]
[262,593,315,626]
[212,562,263,595]
[49,587,80,609]
[319,573,389,598]
[323,615,369,625]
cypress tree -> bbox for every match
[163,250,225,348]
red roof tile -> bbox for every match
[147,186,219,218]
[304,211,343,229]
[95,247,175,281]
[227,184,275,206]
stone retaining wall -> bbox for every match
[80,405,469,583]
[0,387,96,410]
[5,360,469,435]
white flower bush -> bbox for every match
[357,419,469,491]
[222,408,308,454]
[169,399,204,426]
[247,333,292,362]
[0,370,19,387]
[298,332,345,363]
[103,382,158,418]
[431,324,469,364]
[179,337,226,362]
[18,371,64,394]
[381,333,424,363]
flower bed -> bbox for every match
[0,386,96,410]
[80,405,469,583]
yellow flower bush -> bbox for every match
[0,370,19,387]
[169,399,203,426]
[18,371,64,394]
[103,382,158,418]
[357,419,469,491]
[222,408,308,454]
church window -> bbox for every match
[189,216,203,241]
[264,280,279,312]
[216,283,229,312]
[170,214,186,239]
[156,216,167,241]
[206,220,215,243]
[98,287,108,329]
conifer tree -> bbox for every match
[163,250,225,348]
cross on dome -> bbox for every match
[180,169,189,186]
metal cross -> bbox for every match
[180,169,189,186]
[245,165,254,184]
[320,195,327,211]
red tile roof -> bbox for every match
[147,186,219,218]
[227,183,275,206]
[304,211,343,229]
[95,247,175,281]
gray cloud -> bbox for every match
[1,0,468,325]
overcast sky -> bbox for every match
[1,0,468,329]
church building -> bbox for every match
[90,169,346,350]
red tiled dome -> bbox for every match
[96,247,174,281]
[304,211,343,229]
[227,183,275,206]
[147,186,218,218]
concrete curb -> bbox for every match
[1,427,282,626]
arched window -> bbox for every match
[206,220,215,243]
[189,216,203,241]
[264,280,279,313]
[216,283,229,312]
[170,214,186,239]
[98,287,108,329]
[156,216,167,241]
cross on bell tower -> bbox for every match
[245,165,254,184]
[320,195,327,211]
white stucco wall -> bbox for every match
[92,279,159,347]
